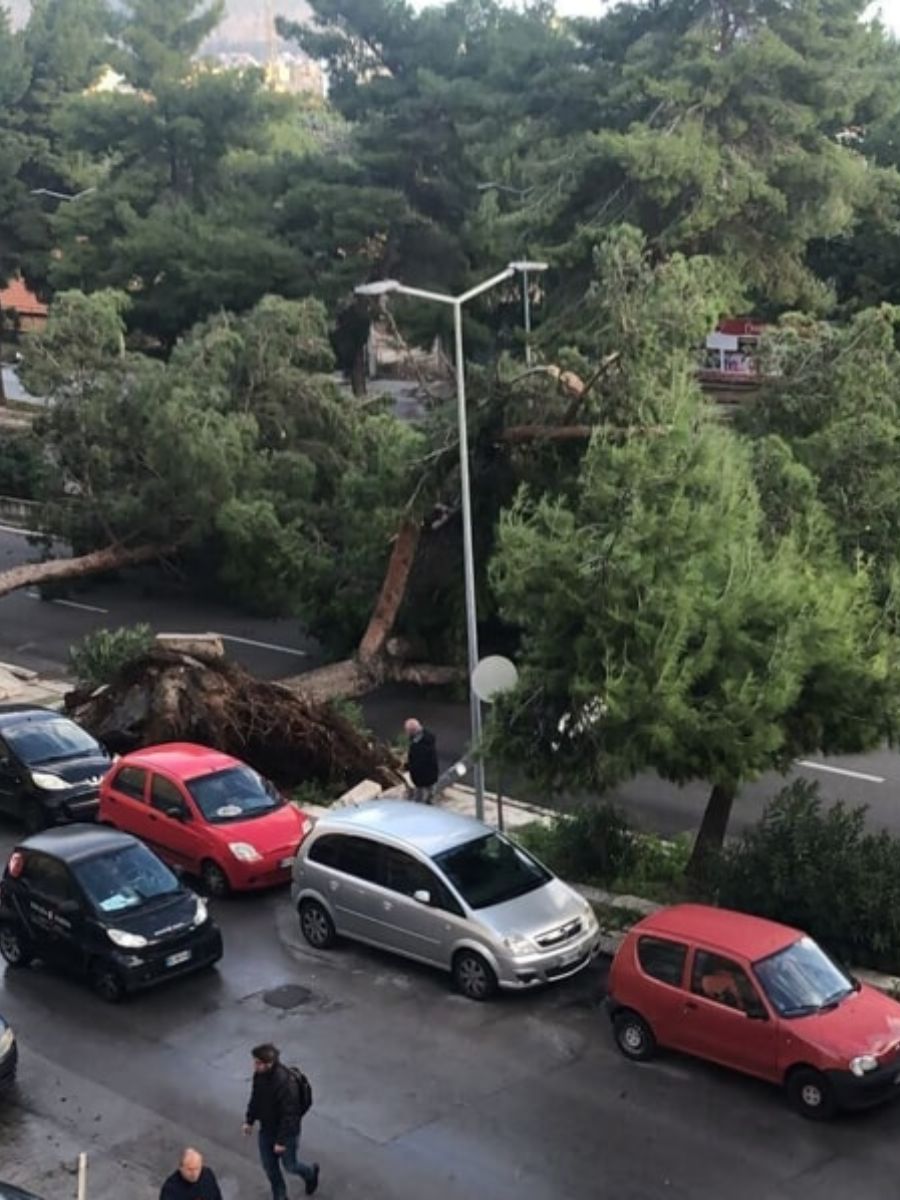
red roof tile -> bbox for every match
[0,277,48,318]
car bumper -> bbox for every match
[0,1041,18,1091]
[227,854,297,891]
[113,926,223,993]
[59,789,101,821]
[499,932,603,989]
[827,1065,900,1110]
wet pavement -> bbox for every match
[2,817,900,1198]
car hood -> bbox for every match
[206,802,307,855]
[792,984,900,1061]
[104,888,202,942]
[33,752,111,789]
[475,877,587,942]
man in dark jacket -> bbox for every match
[159,1148,222,1200]
[243,1043,319,1198]
[404,718,439,803]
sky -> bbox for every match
[411,0,900,34]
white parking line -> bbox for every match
[0,522,44,538]
[25,591,109,614]
[220,634,308,657]
[796,760,885,784]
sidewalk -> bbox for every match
[0,661,69,709]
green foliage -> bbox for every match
[716,781,900,972]
[517,804,638,888]
[69,623,155,689]
[0,432,46,499]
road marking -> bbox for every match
[220,634,308,657]
[24,591,109,614]
[796,760,885,784]
[0,523,44,538]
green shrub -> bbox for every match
[0,432,46,499]
[69,624,155,689]
[518,803,638,886]
[715,780,900,972]
[617,832,693,901]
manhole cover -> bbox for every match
[263,984,313,1010]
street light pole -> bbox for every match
[356,261,548,821]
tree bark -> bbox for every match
[358,518,422,664]
[0,541,177,599]
[686,781,737,879]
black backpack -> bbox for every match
[288,1066,313,1117]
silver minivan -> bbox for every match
[290,799,601,1000]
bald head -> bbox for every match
[179,1148,203,1183]
[404,718,422,737]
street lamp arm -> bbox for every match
[391,283,456,306]
[458,266,516,306]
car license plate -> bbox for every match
[279,857,294,869]
[166,950,191,968]
[559,948,582,967]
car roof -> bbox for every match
[313,799,489,857]
[17,824,139,864]
[117,742,241,780]
[0,1184,45,1200]
[636,904,801,961]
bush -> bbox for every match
[0,432,46,499]
[69,624,155,690]
[618,832,693,901]
[715,780,900,972]
[518,803,638,887]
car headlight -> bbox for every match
[850,1054,879,1077]
[582,902,599,932]
[503,933,534,957]
[30,771,69,791]
[107,928,148,949]
[0,1027,14,1056]
[192,897,208,927]
[228,842,262,863]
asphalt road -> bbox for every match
[0,526,315,680]
[1,819,900,1200]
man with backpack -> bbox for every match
[243,1042,319,1198]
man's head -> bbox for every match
[404,718,422,738]
[179,1148,203,1184]
[252,1042,280,1073]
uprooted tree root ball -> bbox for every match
[64,647,402,791]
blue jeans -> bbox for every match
[258,1130,314,1199]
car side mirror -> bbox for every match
[413,889,432,906]
[58,899,81,917]
[747,1006,769,1021]
[165,806,188,822]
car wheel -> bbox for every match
[452,949,498,1001]
[613,1010,657,1062]
[0,924,33,968]
[200,860,230,898]
[89,962,125,1004]
[786,1067,837,1120]
[22,799,49,836]
[299,900,336,950]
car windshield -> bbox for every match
[434,832,551,910]
[73,844,179,915]
[754,936,855,1017]
[4,717,100,766]
[186,766,281,824]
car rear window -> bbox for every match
[112,766,147,801]
[637,936,687,987]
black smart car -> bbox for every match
[0,706,113,832]
[0,826,223,1002]
[0,1012,16,1092]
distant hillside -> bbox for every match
[6,1,312,54]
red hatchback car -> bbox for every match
[98,744,310,896]
[607,904,900,1119]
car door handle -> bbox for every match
[148,814,157,822]
[684,1001,698,1011]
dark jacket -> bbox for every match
[246,1062,301,1144]
[407,728,439,787]
[159,1167,222,1200]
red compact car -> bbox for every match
[607,904,900,1119]
[98,744,311,896]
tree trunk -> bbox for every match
[358,519,421,664]
[0,541,176,599]
[351,345,367,396]
[686,781,737,879]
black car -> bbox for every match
[0,1012,16,1092]
[0,826,223,1002]
[0,706,113,833]
[0,1186,43,1200]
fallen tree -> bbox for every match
[65,646,403,790]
